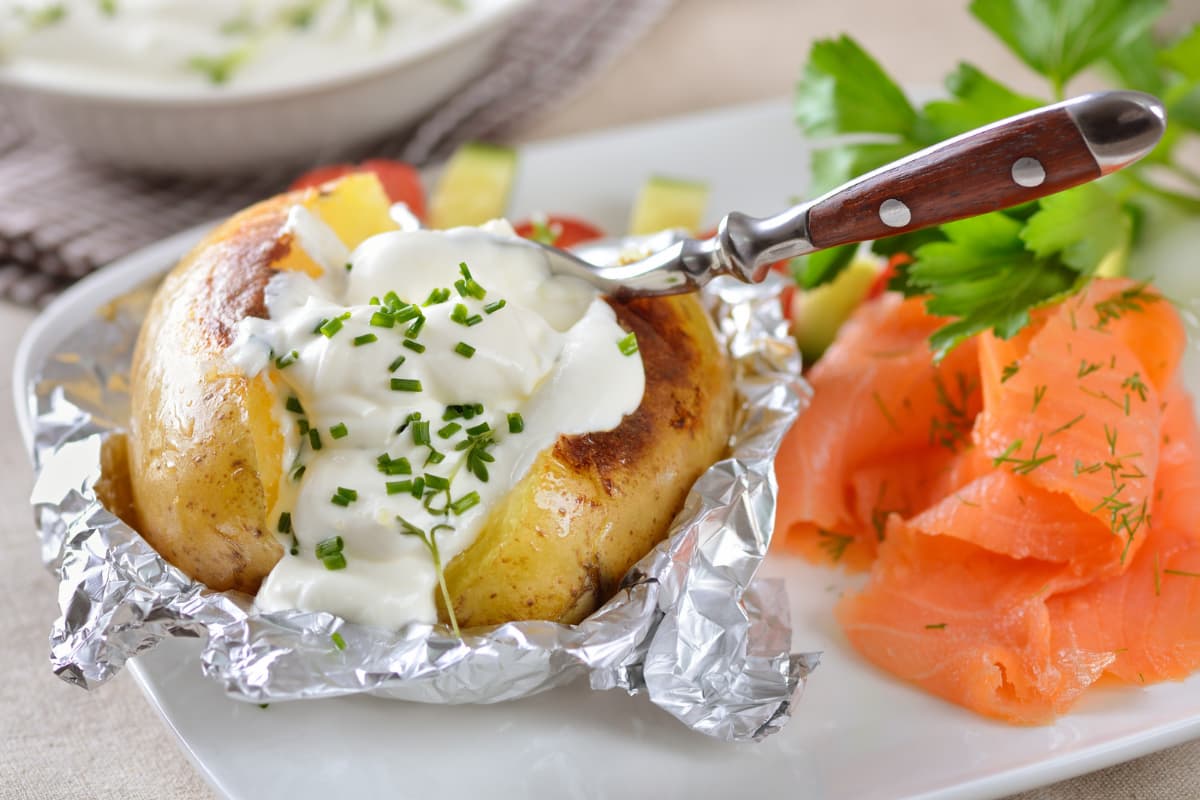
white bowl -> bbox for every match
[0,0,531,175]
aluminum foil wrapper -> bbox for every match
[26,242,817,743]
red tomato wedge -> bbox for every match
[867,253,911,299]
[290,159,426,221]
[513,215,605,249]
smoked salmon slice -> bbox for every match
[779,278,1198,722]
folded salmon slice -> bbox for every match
[775,295,981,561]
[779,278,1198,722]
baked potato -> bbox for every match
[127,173,735,628]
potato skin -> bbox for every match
[443,295,735,626]
[128,184,736,622]
[128,193,298,594]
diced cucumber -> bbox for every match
[628,175,709,235]
[428,142,517,229]
[792,259,880,364]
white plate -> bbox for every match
[16,100,1200,800]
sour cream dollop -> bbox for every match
[227,213,646,629]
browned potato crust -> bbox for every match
[127,183,736,623]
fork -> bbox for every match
[501,90,1165,297]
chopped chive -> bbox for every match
[353,333,378,347]
[423,287,451,306]
[319,312,351,338]
[396,411,421,435]
[442,406,462,421]
[394,305,422,325]
[507,413,524,434]
[322,553,347,570]
[458,262,486,299]
[466,422,491,437]
[344,262,353,272]
[391,378,422,392]
[312,317,329,334]
[386,480,412,495]
[450,491,481,515]
[438,422,462,438]
[308,428,323,451]
[369,295,380,305]
[618,331,638,356]
[454,342,475,358]
[412,420,431,446]
[331,632,347,650]
[377,454,412,475]
[484,299,506,314]
[387,355,406,373]
[370,311,395,328]
[449,304,482,326]
[424,448,445,466]
[297,419,310,435]
[383,291,403,310]
[291,464,307,481]
[286,395,304,414]
[454,278,469,298]
[329,422,349,440]
[274,350,299,369]
[315,536,344,559]
[331,494,350,507]
[277,512,292,534]
[424,474,450,491]
[403,339,426,354]
[410,476,425,498]
[405,316,426,338]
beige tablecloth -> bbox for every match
[3,1,1199,797]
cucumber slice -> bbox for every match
[628,175,709,235]
[792,259,880,364]
[428,142,517,229]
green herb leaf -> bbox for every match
[920,63,1042,140]
[908,214,1079,359]
[1161,24,1200,82]
[1020,183,1132,273]
[968,0,1166,95]
[795,36,918,137]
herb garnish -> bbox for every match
[792,3,1198,358]
[397,517,460,637]
[617,331,639,356]
[817,529,854,563]
[315,536,346,570]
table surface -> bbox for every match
[3,1,1199,798]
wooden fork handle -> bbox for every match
[804,91,1166,250]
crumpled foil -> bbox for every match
[26,236,818,743]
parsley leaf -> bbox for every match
[1161,24,1200,82]
[969,0,1167,96]
[1020,183,1133,273]
[795,36,918,138]
[909,215,1079,358]
[920,63,1042,140]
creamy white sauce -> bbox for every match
[0,0,465,94]
[227,213,645,629]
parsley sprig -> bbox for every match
[793,0,1199,359]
